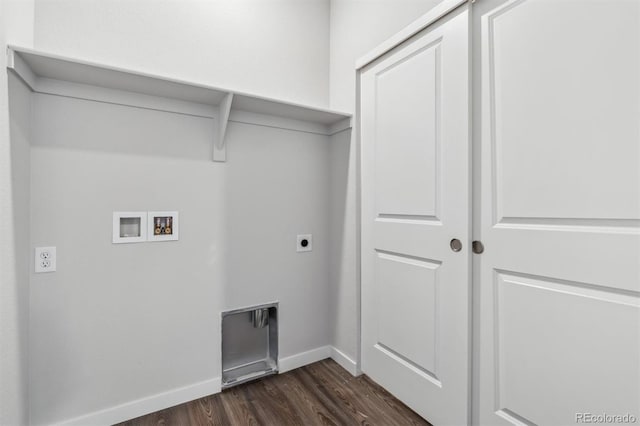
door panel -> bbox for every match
[376,252,439,375]
[375,40,440,218]
[476,0,640,424]
[361,6,470,425]
[487,0,639,221]
[495,272,639,422]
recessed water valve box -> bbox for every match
[147,211,179,242]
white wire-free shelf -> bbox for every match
[7,46,352,162]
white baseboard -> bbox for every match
[55,377,221,426]
[278,345,360,377]
[54,345,359,426]
[330,346,360,376]
[279,345,332,373]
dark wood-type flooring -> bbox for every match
[116,359,431,426]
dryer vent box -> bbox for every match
[221,303,278,388]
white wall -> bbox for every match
[5,0,35,48]
[226,121,331,358]
[0,0,34,424]
[327,0,443,364]
[28,90,332,424]
[33,0,330,107]
[29,93,225,425]
[23,2,334,423]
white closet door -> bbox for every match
[476,0,640,424]
[360,5,470,425]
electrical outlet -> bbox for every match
[35,247,56,273]
[297,234,312,252]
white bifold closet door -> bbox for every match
[476,0,640,425]
[360,5,470,426]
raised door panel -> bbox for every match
[496,272,640,424]
[375,41,440,219]
[376,252,440,380]
[488,0,640,221]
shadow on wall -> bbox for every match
[7,71,31,425]
[328,128,357,358]
[32,93,215,161]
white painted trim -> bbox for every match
[330,346,360,376]
[54,376,221,426]
[36,78,216,118]
[7,45,351,121]
[229,110,332,136]
[232,94,352,122]
[328,117,353,136]
[6,46,15,68]
[355,0,467,70]
[278,346,331,373]
[30,84,342,139]
[355,71,364,382]
[277,345,360,376]
[8,45,353,167]
[7,47,37,89]
[50,345,358,426]
[214,93,234,162]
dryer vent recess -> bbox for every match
[221,303,278,388]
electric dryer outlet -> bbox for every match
[296,234,312,252]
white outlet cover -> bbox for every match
[297,234,312,252]
[35,247,56,273]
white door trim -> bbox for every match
[355,0,468,70]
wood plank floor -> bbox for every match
[116,359,431,426]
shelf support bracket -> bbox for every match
[6,47,38,90]
[214,92,234,162]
